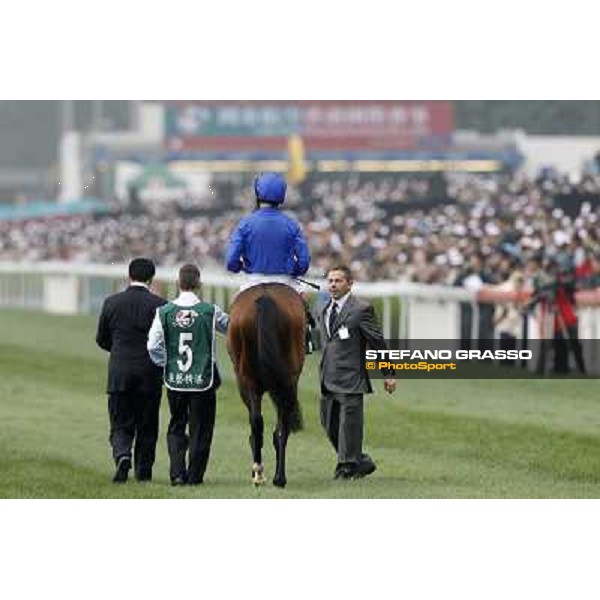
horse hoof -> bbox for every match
[252,463,266,486]
[272,477,287,489]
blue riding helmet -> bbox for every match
[254,172,287,205]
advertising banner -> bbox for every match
[164,101,454,153]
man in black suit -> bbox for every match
[317,265,396,480]
[96,258,166,483]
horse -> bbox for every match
[227,283,306,488]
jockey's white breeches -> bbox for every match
[238,273,305,294]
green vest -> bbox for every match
[158,301,216,391]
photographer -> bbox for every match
[528,253,586,375]
[551,255,586,374]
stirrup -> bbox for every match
[305,329,314,355]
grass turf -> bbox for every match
[1,308,599,498]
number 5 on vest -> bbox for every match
[178,333,193,372]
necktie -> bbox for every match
[328,302,338,337]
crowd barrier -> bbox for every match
[0,262,469,338]
[1,261,600,372]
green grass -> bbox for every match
[1,308,600,498]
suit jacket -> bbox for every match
[96,286,167,393]
[318,294,389,395]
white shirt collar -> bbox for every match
[329,291,351,312]
[130,281,149,289]
[174,290,201,306]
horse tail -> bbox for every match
[255,293,303,432]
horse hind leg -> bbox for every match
[248,396,265,486]
[272,380,303,488]
[272,405,292,488]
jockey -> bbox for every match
[226,172,315,350]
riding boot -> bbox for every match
[304,302,316,355]
[305,328,314,355]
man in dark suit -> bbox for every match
[96,258,166,483]
[317,265,396,480]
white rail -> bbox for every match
[0,261,473,339]
[2,262,600,347]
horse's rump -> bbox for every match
[227,283,305,432]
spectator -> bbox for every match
[492,271,527,366]
[2,170,600,287]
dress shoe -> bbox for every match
[354,456,377,479]
[171,476,187,486]
[334,470,355,481]
[113,456,131,483]
[334,464,358,480]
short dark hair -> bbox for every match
[178,263,201,291]
[129,258,155,283]
[327,265,353,282]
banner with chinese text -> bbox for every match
[165,101,454,154]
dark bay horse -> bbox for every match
[227,283,306,488]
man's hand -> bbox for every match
[383,378,396,394]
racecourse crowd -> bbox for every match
[2,171,600,286]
